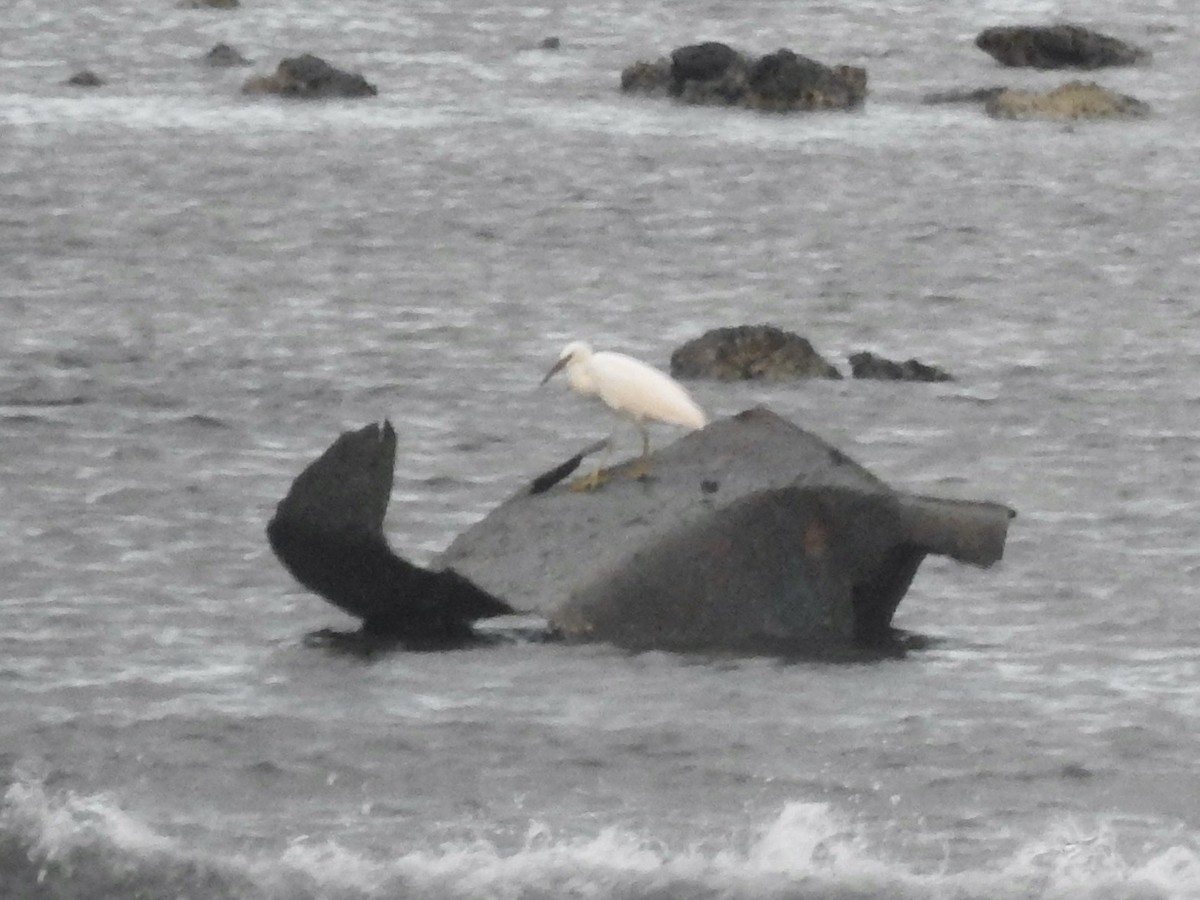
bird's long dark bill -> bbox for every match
[540,357,569,385]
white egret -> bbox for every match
[540,340,707,491]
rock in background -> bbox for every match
[621,41,867,112]
[203,43,252,67]
[243,54,377,98]
[975,24,1149,69]
[66,70,104,87]
[849,351,953,382]
[670,325,843,380]
[985,81,1150,120]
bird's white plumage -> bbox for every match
[543,340,707,434]
[540,341,707,489]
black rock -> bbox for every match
[242,54,377,98]
[849,351,954,382]
[203,43,252,67]
[66,70,104,87]
[746,49,867,111]
[438,408,1013,654]
[975,24,1149,69]
[922,86,1007,105]
[269,411,1013,656]
[670,325,843,380]
[620,58,671,95]
[670,41,744,94]
[622,42,866,111]
[266,422,511,645]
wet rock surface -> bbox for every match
[975,24,1149,70]
[850,351,953,382]
[203,43,252,67]
[621,41,867,111]
[439,408,1014,654]
[242,54,377,98]
[269,411,1013,655]
[985,81,1150,120]
[670,325,842,381]
[66,70,104,87]
[266,422,512,646]
[922,85,1006,105]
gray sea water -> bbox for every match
[2,0,1199,897]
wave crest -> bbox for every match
[2,776,1197,900]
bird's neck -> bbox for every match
[567,363,598,397]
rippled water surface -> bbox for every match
[2,0,1199,897]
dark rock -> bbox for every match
[849,351,954,382]
[985,81,1150,120]
[676,64,751,106]
[538,36,561,50]
[745,49,867,111]
[438,408,1014,655]
[670,325,842,381]
[922,85,1006,105]
[270,412,1013,656]
[622,43,866,111]
[242,54,377,99]
[203,43,252,67]
[833,65,869,100]
[975,24,1149,69]
[66,70,104,87]
[266,421,512,645]
[921,80,1148,119]
[620,58,672,95]
[670,41,745,95]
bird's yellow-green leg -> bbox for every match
[624,424,652,480]
[569,465,610,492]
[568,435,613,492]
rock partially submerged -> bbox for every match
[203,43,252,67]
[670,325,842,381]
[975,25,1149,70]
[268,409,1014,656]
[621,41,867,112]
[921,80,1148,120]
[439,409,1012,654]
[267,422,512,647]
[922,86,1006,106]
[242,54,377,98]
[66,70,104,87]
[985,81,1150,120]
[850,351,953,382]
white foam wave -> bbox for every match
[997,819,1200,900]
[3,777,1198,900]
[2,776,174,863]
[0,775,253,900]
[275,803,1200,900]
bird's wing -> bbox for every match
[593,352,706,428]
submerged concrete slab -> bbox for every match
[267,408,1014,655]
[436,407,1013,654]
[266,422,513,646]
